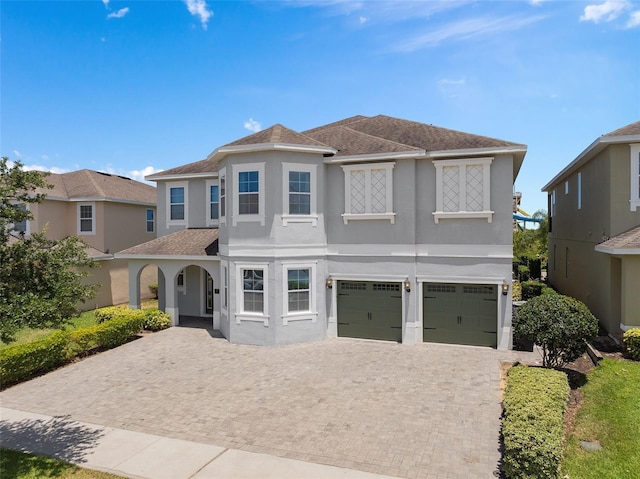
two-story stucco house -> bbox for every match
[542,121,640,335]
[120,115,526,349]
[16,169,158,309]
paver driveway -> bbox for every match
[0,327,538,479]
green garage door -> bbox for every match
[337,281,402,342]
[423,283,497,348]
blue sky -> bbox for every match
[1,0,638,214]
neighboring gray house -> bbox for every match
[119,115,526,349]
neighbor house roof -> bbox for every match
[147,115,527,179]
[41,170,156,204]
[117,228,219,257]
[543,120,640,191]
[595,225,640,255]
[5,233,113,260]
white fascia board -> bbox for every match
[54,197,156,206]
[425,146,527,159]
[146,172,218,182]
[594,245,640,255]
[542,134,640,192]
[416,274,506,284]
[219,243,327,258]
[115,254,220,261]
[327,273,409,282]
[208,143,337,163]
[324,150,425,164]
[326,243,512,258]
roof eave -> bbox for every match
[595,245,640,255]
[146,172,218,182]
[324,150,426,164]
[115,253,219,260]
[542,134,640,192]
[208,143,337,163]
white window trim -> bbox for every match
[433,157,493,223]
[577,172,582,210]
[77,202,96,235]
[282,261,317,325]
[205,179,220,227]
[341,162,395,224]
[551,189,556,217]
[630,144,640,212]
[282,163,318,226]
[221,263,228,313]
[235,262,269,326]
[232,163,265,226]
[146,208,155,233]
[219,168,227,225]
[166,181,188,227]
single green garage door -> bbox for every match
[423,283,497,348]
[337,281,402,342]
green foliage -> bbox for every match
[0,311,144,387]
[0,158,98,344]
[512,281,522,301]
[502,365,569,479]
[514,294,598,368]
[517,264,530,282]
[0,331,71,386]
[623,328,640,361]
[149,282,159,299]
[520,280,556,300]
[143,308,171,331]
[94,306,127,324]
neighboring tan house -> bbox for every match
[17,169,158,310]
[542,121,640,335]
[119,115,527,349]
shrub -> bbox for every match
[149,282,158,299]
[623,328,640,361]
[143,309,171,331]
[517,264,530,283]
[502,365,569,479]
[93,311,145,348]
[512,281,522,301]
[0,331,71,386]
[514,294,598,368]
[94,305,126,323]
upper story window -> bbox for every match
[282,163,318,226]
[220,168,226,224]
[341,162,395,224]
[146,209,155,233]
[232,163,265,226]
[78,203,95,235]
[206,179,219,226]
[630,144,640,211]
[433,158,493,223]
[166,182,188,226]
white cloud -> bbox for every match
[626,10,640,27]
[359,16,368,24]
[394,14,546,51]
[529,0,550,5]
[438,78,466,98]
[128,166,164,184]
[102,0,109,8]
[244,118,262,133]
[13,150,22,158]
[580,1,630,23]
[184,0,213,29]
[22,164,69,174]
[107,7,129,19]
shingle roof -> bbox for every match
[41,170,156,203]
[304,125,421,157]
[118,228,219,256]
[598,226,640,251]
[148,158,214,178]
[603,121,640,137]
[222,124,330,148]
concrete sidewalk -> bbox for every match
[0,407,400,479]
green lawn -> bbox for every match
[562,358,640,479]
[0,300,158,350]
[0,448,124,479]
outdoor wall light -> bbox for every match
[502,281,509,296]
[404,278,411,293]
[326,276,333,289]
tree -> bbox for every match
[513,294,598,368]
[0,157,98,343]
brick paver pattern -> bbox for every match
[0,327,538,479]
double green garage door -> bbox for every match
[337,281,497,347]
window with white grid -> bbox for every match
[341,162,395,224]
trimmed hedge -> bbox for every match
[502,365,569,479]
[623,328,640,361]
[143,309,171,331]
[521,280,556,300]
[94,305,127,324]
[0,310,144,388]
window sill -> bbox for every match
[630,200,640,212]
[78,231,96,236]
[235,313,269,326]
[342,213,396,224]
[282,312,317,325]
[232,215,265,226]
[433,211,494,223]
[282,214,318,226]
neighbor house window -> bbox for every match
[12,204,28,234]
[146,209,155,233]
[577,173,582,210]
[341,162,395,224]
[78,203,95,235]
[433,158,493,223]
[282,163,318,226]
[206,179,219,226]
[630,144,640,211]
[232,163,265,226]
[564,181,569,194]
[166,182,188,225]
